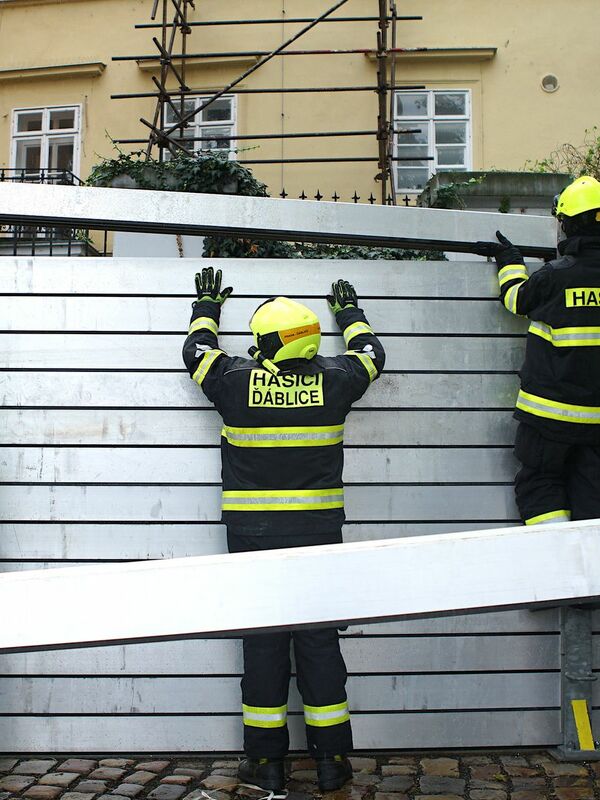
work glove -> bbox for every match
[493,231,525,269]
[195,267,233,305]
[327,279,358,314]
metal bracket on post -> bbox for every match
[553,605,600,761]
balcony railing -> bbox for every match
[0,168,105,255]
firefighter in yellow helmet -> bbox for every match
[494,175,600,526]
[182,269,385,792]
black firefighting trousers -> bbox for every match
[514,422,600,525]
[227,530,354,760]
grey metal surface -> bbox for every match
[0,710,561,751]
[0,484,518,522]
[0,673,558,714]
[0,366,521,408]
[2,408,517,446]
[0,335,526,373]
[0,295,527,334]
[0,183,557,254]
[0,446,517,484]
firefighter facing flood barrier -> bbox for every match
[182,269,385,792]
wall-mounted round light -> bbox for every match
[541,74,559,93]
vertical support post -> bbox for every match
[376,0,389,205]
[553,605,600,760]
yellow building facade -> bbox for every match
[0,0,597,203]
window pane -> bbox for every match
[436,146,466,166]
[396,124,428,145]
[16,111,43,133]
[48,137,74,171]
[202,98,232,123]
[50,109,76,130]
[434,93,466,116]
[165,100,195,125]
[397,167,429,190]
[396,145,428,160]
[15,139,41,171]
[435,121,467,144]
[199,126,232,150]
[396,93,428,117]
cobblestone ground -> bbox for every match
[2,752,600,800]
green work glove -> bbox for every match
[195,267,233,305]
[327,279,358,314]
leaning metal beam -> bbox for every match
[0,183,556,256]
[1,520,600,653]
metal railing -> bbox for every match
[0,168,106,256]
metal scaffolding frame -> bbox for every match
[111,0,427,205]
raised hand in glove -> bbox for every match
[195,267,233,305]
[327,279,358,314]
[494,231,525,269]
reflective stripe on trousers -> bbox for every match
[529,320,600,347]
[222,488,344,512]
[222,424,344,448]
[516,390,600,424]
[525,509,572,526]
[304,701,350,728]
[243,703,287,729]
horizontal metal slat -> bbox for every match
[0,446,517,484]
[0,484,518,522]
[2,409,517,446]
[0,710,560,751]
[0,296,527,334]
[0,635,559,675]
[0,673,558,714]
[0,362,521,408]
[0,335,526,375]
[0,257,506,298]
[0,182,556,254]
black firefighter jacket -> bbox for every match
[498,236,600,443]
[182,300,386,536]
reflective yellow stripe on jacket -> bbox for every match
[498,264,529,288]
[503,281,526,315]
[343,321,374,347]
[222,488,344,512]
[529,321,600,347]
[516,390,600,424]
[192,349,225,386]
[304,701,350,728]
[345,350,378,382]
[243,703,287,729]
[223,424,344,448]
[188,316,219,336]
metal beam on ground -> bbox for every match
[1,519,600,653]
[0,183,556,256]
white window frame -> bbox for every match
[163,94,237,160]
[394,89,472,194]
[10,104,81,179]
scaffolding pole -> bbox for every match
[134,15,423,28]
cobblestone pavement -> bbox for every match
[2,752,600,800]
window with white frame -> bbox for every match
[163,95,236,158]
[394,90,471,192]
[11,106,80,179]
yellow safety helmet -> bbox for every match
[555,175,600,218]
[250,297,321,363]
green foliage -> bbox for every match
[432,175,486,209]
[88,148,444,260]
[524,127,600,181]
[498,195,511,214]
